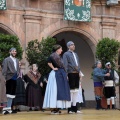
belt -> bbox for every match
[71,71,79,73]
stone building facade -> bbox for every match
[0,0,120,108]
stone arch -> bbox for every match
[40,20,101,44]
[40,20,101,58]
[0,15,25,47]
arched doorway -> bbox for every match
[0,27,11,34]
[53,31,96,107]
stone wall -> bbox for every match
[0,0,120,108]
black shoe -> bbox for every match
[68,107,73,114]
[29,108,32,111]
[112,105,116,110]
[34,108,39,111]
[72,106,77,113]
[15,109,21,112]
[2,110,10,115]
[51,109,61,115]
[11,110,17,114]
[106,105,110,110]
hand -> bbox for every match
[53,68,58,71]
[105,73,110,76]
[79,73,81,78]
[40,82,43,87]
[102,82,106,86]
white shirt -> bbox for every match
[10,56,17,71]
[72,52,78,66]
[114,70,119,84]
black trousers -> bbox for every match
[68,73,79,90]
[6,79,17,95]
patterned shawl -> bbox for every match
[27,71,41,84]
[50,52,64,68]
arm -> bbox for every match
[114,70,119,84]
[2,59,7,79]
[93,68,106,77]
[48,63,58,70]
[63,53,68,73]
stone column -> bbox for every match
[24,11,41,73]
[101,17,117,39]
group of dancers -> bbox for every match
[0,41,85,115]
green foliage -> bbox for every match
[0,34,23,65]
[26,37,57,76]
[96,37,120,68]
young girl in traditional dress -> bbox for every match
[12,61,26,112]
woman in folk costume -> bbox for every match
[93,61,110,110]
[43,45,71,114]
[24,64,43,111]
[12,61,26,112]
[0,65,7,112]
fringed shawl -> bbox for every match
[27,71,41,84]
[50,52,64,68]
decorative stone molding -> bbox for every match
[101,22,117,27]
[24,15,41,20]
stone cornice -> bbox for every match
[92,15,120,20]
[101,22,117,27]
[23,15,41,20]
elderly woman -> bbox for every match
[24,64,43,111]
[93,61,110,110]
[43,45,71,114]
[0,65,7,114]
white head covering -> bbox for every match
[105,62,111,66]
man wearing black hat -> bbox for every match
[104,62,119,109]
[2,48,19,114]
[63,41,81,114]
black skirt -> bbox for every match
[12,77,26,105]
[104,86,115,98]
[26,84,43,108]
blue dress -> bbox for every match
[43,53,71,109]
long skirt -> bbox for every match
[26,84,43,109]
[43,70,71,109]
[0,72,7,105]
[12,77,26,106]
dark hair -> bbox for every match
[31,64,38,70]
[52,44,62,52]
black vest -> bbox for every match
[104,68,114,81]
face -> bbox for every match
[68,44,75,51]
[32,64,38,72]
[10,50,17,57]
[97,63,102,68]
[56,47,63,55]
[106,64,111,69]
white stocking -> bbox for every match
[107,98,110,105]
